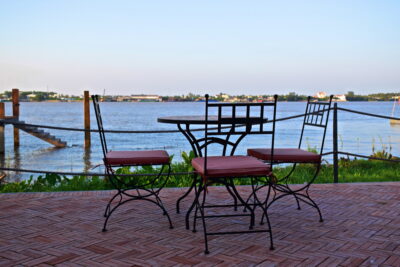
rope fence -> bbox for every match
[337,107,400,121]
[0,109,333,133]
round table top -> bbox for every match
[157,115,268,125]
[158,115,217,124]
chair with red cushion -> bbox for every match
[191,94,278,254]
[92,95,173,232]
[247,95,333,222]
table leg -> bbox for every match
[175,124,201,214]
[176,177,196,214]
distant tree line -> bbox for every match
[0,91,81,101]
[345,91,398,101]
[0,90,398,102]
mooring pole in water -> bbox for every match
[12,88,19,147]
[0,102,5,154]
[84,91,91,148]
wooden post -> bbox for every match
[12,88,19,147]
[0,102,5,154]
[84,91,91,148]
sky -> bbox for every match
[0,0,399,96]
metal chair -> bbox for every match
[91,95,173,232]
[247,95,333,222]
[191,94,278,254]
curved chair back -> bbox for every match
[298,95,333,155]
[203,94,278,176]
[91,95,108,160]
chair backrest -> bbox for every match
[203,94,278,176]
[298,95,333,155]
[91,95,108,159]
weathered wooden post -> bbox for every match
[0,102,5,154]
[12,88,19,147]
[84,91,91,148]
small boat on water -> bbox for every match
[390,97,400,125]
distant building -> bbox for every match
[114,95,161,102]
[315,92,327,98]
[26,93,37,100]
[116,96,131,102]
[334,94,347,101]
[130,95,161,102]
[102,95,117,102]
[218,93,230,100]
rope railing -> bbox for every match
[0,108,332,133]
[0,120,180,133]
[337,107,400,121]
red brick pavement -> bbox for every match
[1,183,400,266]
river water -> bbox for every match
[1,101,399,181]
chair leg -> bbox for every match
[263,186,324,224]
[192,182,200,233]
[104,191,121,217]
[228,178,255,229]
[243,181,272,214]
[102,190,124,232]
[273,164,323,222]
[294,193,301,210]
[154,193,166,215]
[247,178,275,250]
[194,177,275,254]
[103,188,174,232]
[257,182,274,250]
[296,191,324,222]
[224,183,238,211]
[197,183,209,254]
[260,185,278,225]
[272,164,303,210]
[277,183,302,210]
[185,174,200,230]
[153,193,174,229]
[243,190,253,213]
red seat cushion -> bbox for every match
[105,150,170,166]
[247,148,321,163]
[192,156,271,180]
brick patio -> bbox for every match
[1,182,400,266]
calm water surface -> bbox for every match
[1,101,399,181]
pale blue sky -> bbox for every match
[0,0,399,96]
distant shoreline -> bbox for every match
[0,99,394,103]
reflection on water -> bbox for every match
[0,101,398,182]
[83,147,92,173]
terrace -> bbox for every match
[1,182,400,266]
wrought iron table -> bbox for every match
[158,115,268,156]
[157,115,268,217]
